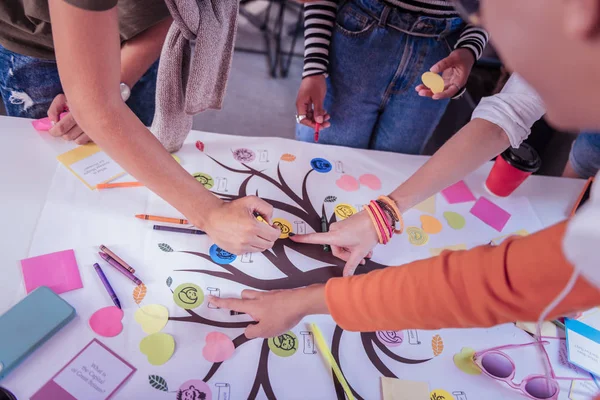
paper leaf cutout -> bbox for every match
[133,283,147,305]
[324,196,337,203]
[148,375,168,391]
[432,334,444,356]
[166,276,173,287]
[158,243,173,252]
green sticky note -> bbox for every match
[443,211,466,230]
[173,283,204,309]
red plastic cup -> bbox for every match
[485,143,541,197]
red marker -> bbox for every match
[314,122,320,142]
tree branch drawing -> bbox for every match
[162,154,434,399]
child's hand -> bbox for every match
[296,74,331,129]
[47,94,92,145]
[415,48,476,100]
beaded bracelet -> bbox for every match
[370,201,392,241]
[377,195,404,234]
[364,201,393,245]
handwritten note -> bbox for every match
[31,339,135,400]
[57,144,124,190]
[566,318,600,377]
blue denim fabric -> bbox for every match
[570,132,600,179]
[296,0,465,154]
[0,44,158,126]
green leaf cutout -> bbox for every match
[149,375,168,391]
[158,243,173,252]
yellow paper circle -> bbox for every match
[407,226,429,246]
[272,218,293,239]
[173,283,204,309]
[430,389,454,400]
[334,203,358,220]
[422,72,445,94]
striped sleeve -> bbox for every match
[454,24,489,61]
[303,1,338,79]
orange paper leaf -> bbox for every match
[432,334,444,356]
[133,283,147,305]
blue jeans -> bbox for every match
[296,0,465,154]
[570,132,600,179]
[0,45,158,126]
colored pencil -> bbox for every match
[96,182,143,189]
[136,214,189,225]
[99,245,135,273]
[153,225,205,235]
[321,212,331,252]
[93,263,121,309]
[311,323,354,400]
[99,252,142,285]
[230,310,246,316]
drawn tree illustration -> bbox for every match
[161,155,434,399]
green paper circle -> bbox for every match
[192,172,214,189]
[268,331,298,357]
[173,283,204,309]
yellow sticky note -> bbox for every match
[412,196,436,214]
[140,332,175,366]
[56,143,125,189]
[135,304,169,334]
[515,321,560,337]
[421,72,445,94]
[381,378,429,400]
[429,244,467,257]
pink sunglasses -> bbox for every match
[473,341,591,399]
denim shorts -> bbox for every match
[570,132,600,179]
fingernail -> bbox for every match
[288,232,296,237]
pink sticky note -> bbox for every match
[89,306,124,338]
[20,249,83,294]
[336,175,360,192]
[441,180,476,204]
[31,112,69,132]
[202,332,235,363]
[470,197,511,232]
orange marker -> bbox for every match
[96,182,143,189]
[135,214,189,225]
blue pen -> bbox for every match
[93,263,122,309]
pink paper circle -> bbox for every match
[202,332,235,363]
[376,330,404,347]
[359,174,382,190]
[336,175,360,192]
[89,306,124,337]
[177,380,212,400]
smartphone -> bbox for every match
[570,177,594,217]
[0,286,76,381]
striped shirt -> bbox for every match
[303,0,489,79]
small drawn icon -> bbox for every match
[294,221,307,235]
[300,331,317,354]
[268,331,298,357]
[207,287,220,309]
[310,157,332,173]
[272,218,293,239]
[216,177,228,192]
[173,283,204,309]
[335,161,344,173]
[192,172,214,189]
[232,148,256,163]
[177,380,211,400]
[453,391,468,400]
[376,330,404,347]
[258,150,269,162]
[407,329,421,345]
[334,203,358,220]
[241,253,254,263]
[215,383,230,400]
[209,244,237,264]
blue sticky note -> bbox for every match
[310,158,332,173]
[209,244,237,265]
[565,318,600,377]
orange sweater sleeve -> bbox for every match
[325,221,600,332]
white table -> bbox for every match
[0,115,589,399]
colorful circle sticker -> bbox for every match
[310,158,332,173]
[334,203,358,220]
[272,217,293,239]
[173,283,204,309]
[430,389,454,400]
[209,244,237,264]
[177,380,212,400]
[232,148,256,163]
[193,172,214,189]
[407,226,429,246]
[268,331,298,357]
[422,72,445,94]
[281,153,296,162]
[376,330,404,347]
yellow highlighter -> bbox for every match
[253,211,270,225]
[310,323,355,400]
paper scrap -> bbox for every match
[173,283,204,309]
[412,196,436,214]
[429,244,467,257]
[89,306,124,338]
[336,175,360,192]
[31,112,68,131]
[202,332,235,363]
[57,144,125,190]
[134,304,169,334]
[31,339,135,400]
[140,333,175,366]
[359,174,381,190]
[420,215,442,234]
[441,181,476,204]
[443,211,466,230]
[21,249,83,294]
[381,377,429,400]
[453,347,481,375]
[470,197,511,232]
